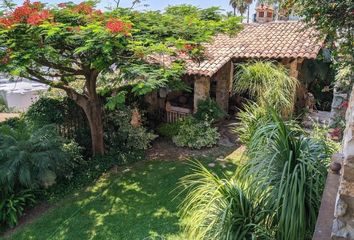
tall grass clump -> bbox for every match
[234,61,298,117]
[180,108,336,240]
[238,109,333,240]
[179,161,273,240]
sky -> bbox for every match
[12,0,257,16]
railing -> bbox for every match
[165,102,192,123]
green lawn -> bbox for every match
[6,155,239,240]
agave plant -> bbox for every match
[238,109,332,240]
[179,161,273,240]
[234,61,298,117]
[0,122,72,192]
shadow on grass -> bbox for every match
[8,158,238,240]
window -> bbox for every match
[258,11,264,17]
[267,11,273,18]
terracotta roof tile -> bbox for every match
[147,21,324,77]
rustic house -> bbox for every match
[146,21,329,122]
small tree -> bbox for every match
[0,1,242,155]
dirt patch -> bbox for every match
[147,120,240,161]
[0,113,20,122]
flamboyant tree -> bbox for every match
[0,1,242,155]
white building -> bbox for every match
[0,76,48,112]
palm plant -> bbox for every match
[234,61,298,117]
[229,0,252,18]
[238,109,332,240]
[179,161,273,240]
[0,122,71,192]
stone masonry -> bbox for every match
[332,86,354,239]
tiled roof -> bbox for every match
[147,21,324,77]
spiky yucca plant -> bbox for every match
[238,109,332,240]
[234,61,298,117]
[179,161,273,240]
[235,101,272,145]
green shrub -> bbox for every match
[194,98,226,122]
[104,107,157,152]
[156,122,182,139]
[0,190,36,228]
[0,120,84,228]
[0,122,82,190]
[26,97,66,125]
[172,117,220,149]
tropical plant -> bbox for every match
[0,189,36,227]
[234,61,298,117]
[229,0,252,18]
[179,161,273,239]
[194,98,227,122]
[0,1,242,155]
[172,117,220,149]
[0,122,82,191]
[235,101,272,145]
[238,109,333,240]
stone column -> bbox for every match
[285,58,306,109]
[194,76,210,112]
[332,86,354,240]
[216,61,233,112]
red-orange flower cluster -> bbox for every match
[0,0,51,28]
[106,18,132,35]
[73,2,93,14]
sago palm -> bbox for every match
[0,122,70,192]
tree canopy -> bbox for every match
[0,1,242,155]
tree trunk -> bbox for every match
[65,71,105,156]
[247,5,250,23]
[233,7,236,16]
[82,100,105,156]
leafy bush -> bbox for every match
[194,98,226,122]
[0,122,82,190]
[26,97,66,126]
[0,120,83,228]
[156,122,182,139]
[179,162,273,239]
[104,107,157,152]
[172,117,220,149]
[0,190,36,228]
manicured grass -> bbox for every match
[7,156,239,240]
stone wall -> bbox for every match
[332,86,354,239]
